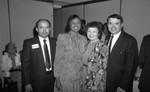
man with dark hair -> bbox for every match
[22,19,56,92]
[106,14,138,92]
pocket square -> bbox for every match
[32,44,39,49]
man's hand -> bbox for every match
[25,84,33,92]
[116,87,125,92]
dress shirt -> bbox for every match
[109,31,121,52]
[38,36,52,71]
[2,53,21,77]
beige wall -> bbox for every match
[10,0,53,51]
[85,0,120,23]
[0,0,53,62]
[122,0,150,48]
[0,0,10,62]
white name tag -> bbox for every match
[32,44,39,49]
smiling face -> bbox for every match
[70,18,81,32]
[87,27,99,41]
[107,18,123,35]
[36,20,51,38]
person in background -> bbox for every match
[0,68,3,91]
[101,22,111,44]
[1,42,21,92]
[80,19,87,36]
[106,14,138,92]
[54,14,87,92]
[22,19,56,92]
[81,21,109,92]
[138,34,150,92]
[33,26,38,37]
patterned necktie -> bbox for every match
[43,39,51,69]
[109,35,114,54]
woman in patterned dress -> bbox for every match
[54,14,87,92]
[82,21,109,92]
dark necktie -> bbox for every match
[43,39,51,69]
[109,35,114,54]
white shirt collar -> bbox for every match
[110,31,122,52]
[38,36,49,42]
[112,30,121,38]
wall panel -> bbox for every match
[10,0,53,51]
[0,0,10,61]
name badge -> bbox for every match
[32,44,39,49]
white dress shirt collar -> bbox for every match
[38,36,49,42]
[110,31,122,52]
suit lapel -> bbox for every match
[35,37,46,67]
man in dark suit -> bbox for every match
[106,14,138,92]
[138,34,150,92]
[22,19,56,92]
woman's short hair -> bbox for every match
[85,21,103,39]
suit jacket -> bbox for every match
[106,31,138,92]
[138,35,150,90]
[22,36,56,92]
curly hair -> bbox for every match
[65,14,85,35]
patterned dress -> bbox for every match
[54,31,87,92]
[82,40,109,92]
